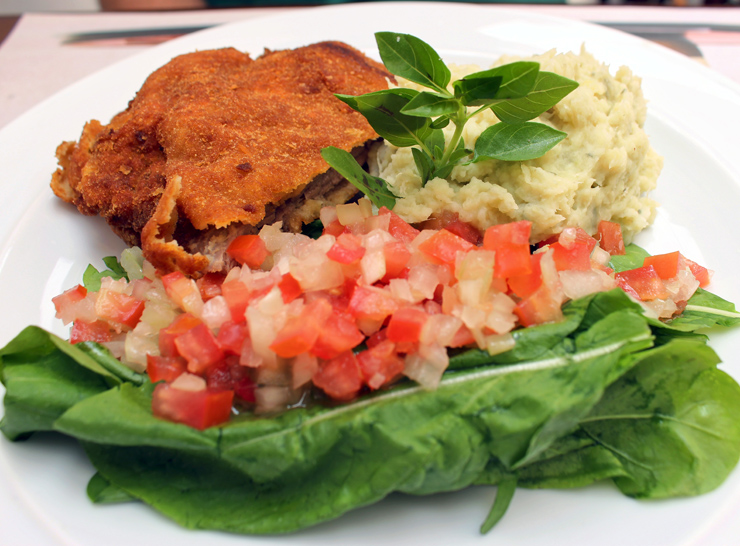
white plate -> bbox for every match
[2,3,740,545]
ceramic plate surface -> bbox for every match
[1,3,740,545]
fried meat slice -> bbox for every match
[52,42,391,276]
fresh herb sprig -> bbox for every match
[322,32,579,208]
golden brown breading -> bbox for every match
[52,42,391,276]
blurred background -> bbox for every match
[1,0,738,16]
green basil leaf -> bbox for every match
[335,88,431,148]
[412,148,434,186]
[492,71,579,124]
[83,257,128,292]
[454,62,539,106]
[375,32,451,91]
[321,146,396,209]
[474,122,567,162]
[430,116,450,130]
[401,91,459,117]
[424,129,447,159]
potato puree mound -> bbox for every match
[371,48,663,243]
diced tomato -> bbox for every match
[95,290,145,329]
[483,221,532,278]
[312,351,363,401]
[357,340,405,389]
[327,233,366,264]
[615,265,669,301]
[448,324,476,348]
[514,271,563,327]
[52,284,88,319]
[548,228,597,271]
[147,354,187,383]
[152,383,233,430]
[197,272,225,301]
[69,319,112,344]
[507,253,544,299]
[348,284,399,322]
[174,323,225,374]
[161,271,202,313]
[684,256,712,288]
[387,307,428,344]
[417,229,475,266]
[419,212,481,245]
[216,321,247,355]
[643,251,680,280]
[270,299,332,358]
[311,310,365,360]
[226,235,269,269]
[278,273,303,303]
[159,313,202,357]
[597,220,626,255]
[379,207,420,244]
[220,280,251,322]
[382,241,412,280]
[322,218,346,237]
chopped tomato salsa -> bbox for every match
[53,199,712,429]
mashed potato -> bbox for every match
[371,48,662,243]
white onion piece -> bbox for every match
[336,203,365,226]
[408,264,440,301]
[201,295,232,330]
[361,249,387,285]
[420,314,462,347]
[404,343,448,390]
[171,373,206,392]
[292,353,319,389]
[559,269,616,300]
[123,332,157,372]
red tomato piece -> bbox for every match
[52,284,88,318]
[548,228,597,271]
[228,363,257,403]
[146,354,187,383]
[159,313,202,357]
[226,235,269,269]
[597,220,626,255]
[615,265,669,301]
[507,253,544,300]
[197,272,225,301]
[382,241,412,280]
[379,206,420,244]
[312,351,363,401]
[348,284,400,322]
[69,320,112,344]
[482,221,533,279]
[161,271,201,312]
[327,233,366,264]
[270,299,332,358]
[357,340,405,389]
[417,229,475,266]
[322,218,346,237]
[448,324,476,348]
[684,256,712,288]
[311,310,365,360]
[216,321,247,355]
[514,282,563,327]
[386,307,428,344]
[174,323,225,374]
[152,383,234,430]
[643,251,680,280]
[95,290,145,329]
[220,280,251,323]
[278,273,303,303]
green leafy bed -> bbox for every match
[1,246,740,534]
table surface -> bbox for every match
[1,4,739,131]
